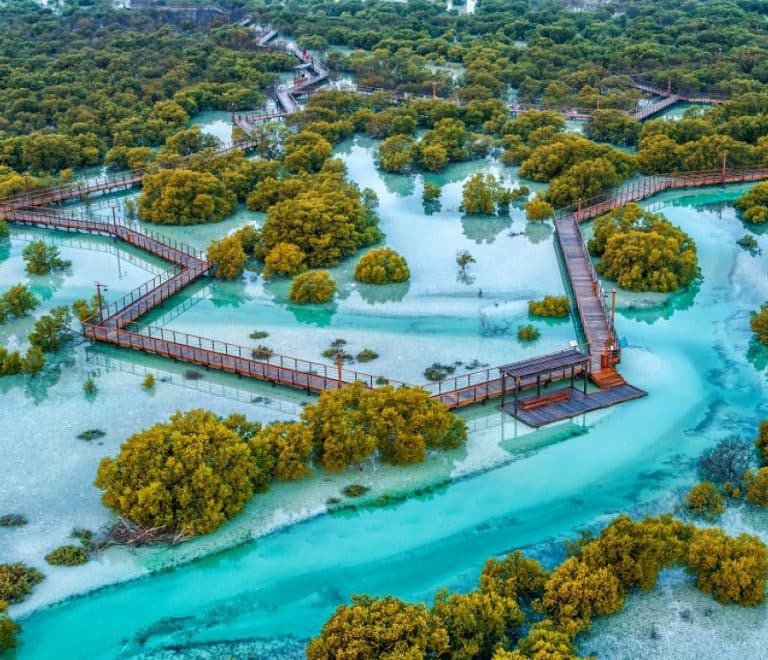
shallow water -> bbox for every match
[4,136,768,658]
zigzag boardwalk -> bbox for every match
[5,162,768,424]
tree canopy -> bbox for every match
[588,203,698,292]
[354,248,410,285]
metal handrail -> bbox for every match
[123,322,413,389]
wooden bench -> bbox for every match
[519,389,571,411]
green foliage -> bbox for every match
[207,234,248,280]
[302,382,467,472]
[343,484,370,498]
[579,515,692,594]
[82,378,97,395]
[376,134,416,173]
[45,545,89,567]
[686,528,768,606]
[77,429,105,442]
[22,240,71,275]
[480,550,549,603]
[142,374,155,390]
[258,172,382,267]
[72,295,101,323]
[356,349,379,362]
[354,248,410,285]
[139,169,236,225]
[289,271,337,304]
[460,173,519,215]
[589,203,698,292]
[744,468,768,507]
[0,220,9,241]
[751,303,768,345]
[423,362,456,382]
[21,346,45,375]
[249,330,269,340]
[517,325,540,342]
[0,515,27,527]
[432,588,524,660]
[756,420,768,464]
[422,182,441,203]
[585,110,641,146]
[251,422,314,483]
[263,242,306,279]
[252,346,273,360]
[529,296,570,318]
[28,306,72,352]
[737,183,768,224]
[456,250,476,272]
[525,197,554,222]
[0,563,44,604]
[307,595,449,660]
[0,600,20,655]
[0,284,38,324]
[538,556,625,635]
[95,410,266,536]
[686,482,725,520]
[284,130,333,174]
[737,234,760,254]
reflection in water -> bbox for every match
[208,280,251,308]
[30,270,66,301]
[618,279,700,325]
[355,280,410,304]
[286,301,339,327]
[747,340,768,372]
[0,348,75,405]
[524,221,553,244]
[461,213,514,244]
[381,170,416,197]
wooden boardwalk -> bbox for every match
[503,384,647,428]
[5,141,768,424]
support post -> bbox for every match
[583,364,588,395]
[536,374,541,397]
[95,281,108,323]
[611,288,617,333]
[336,351,343,389]
[500,369,506,408]
[513,377,519,415]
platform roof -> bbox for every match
[499,348,589,380]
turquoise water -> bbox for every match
[4,137,768,657]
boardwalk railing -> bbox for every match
[3,206,207,262]
[0,139,260,212]
[111,322,411,390]
[83,265,181,325]
[11,153,768,408]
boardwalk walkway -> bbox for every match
[5,150,768,424]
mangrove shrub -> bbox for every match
[95,410,264,536]
[589,203,698,292]
[354,248,410,285]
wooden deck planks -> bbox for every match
[8,163,768,419]
[504,385,647,428]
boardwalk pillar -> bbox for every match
[336,351,343,389]
[513,377,519,415]
[500,369,506,407]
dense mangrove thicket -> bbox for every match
[588,203,699,292]
[310,514,768,658]
[94,389,466,537]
